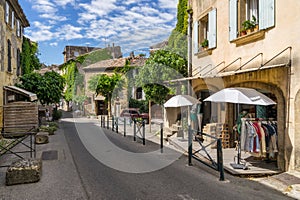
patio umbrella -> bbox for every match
[203,87,276,169]
[203,87,276,106]
[164,95,200,108]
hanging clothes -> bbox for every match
[240,118,278,158]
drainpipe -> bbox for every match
[187,8,193,96]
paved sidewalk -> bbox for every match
[0,122,87,200]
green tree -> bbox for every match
[88,73,123,116]
[20,37,42,74]
[135,50,187,104]
[17,71,65,105]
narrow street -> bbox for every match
[61,113,293,200]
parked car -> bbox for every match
[120,108,149,124]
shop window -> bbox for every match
[229,0,275,41]
[7,40,12,72]
[193,8,217,54]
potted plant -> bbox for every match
[201,39,209,50]
[240,28,247,36]
[242,15,257,34]
[251,15,259,31]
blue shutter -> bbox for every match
[259,0,275,29]
[208,8,217,48]
[193,21,199,54]
[229,0,238,41]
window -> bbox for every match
[229,0,275,41]
[193,9,217,54]
[136,87,143,99]
[7,40,12,72]
[17,49,21,76]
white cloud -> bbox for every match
[79,0,117,17]
[50,42,58,46]
[57,24,83,40]
[39,13,68,21]
[53,0,75,7]
[158,0,178,9]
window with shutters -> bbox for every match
[229,0,275,41]
[193,9,217,54]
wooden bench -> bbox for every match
[0,102,38,167]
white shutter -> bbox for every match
[259,0,275,29]
[193,21,199,54]
[5,2,9,23]
[208,8,217,48]
[12,11,14,29]
[17,20,20,37]
[229,0,238,41]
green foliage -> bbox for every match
[242,16,257,30]
[135,49,187,104]
[95,73,123,99]
[129,98,149,113]
[201,39,209,47]
[167,0,188,56]
[17,71,65,105]
[63,62,78,102]
[52,110,62,121]
[81,49,112,67]
[20,37,42,74]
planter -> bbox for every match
[202,46,208,51]
[240,30,247,36]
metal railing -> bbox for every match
[188,126,225,181]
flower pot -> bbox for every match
[240,30,247,36]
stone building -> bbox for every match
[187,0,300,172]
[62,44,122,63]
[0,0,30,129]
[82,55,147,116]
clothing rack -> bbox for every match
[232,117,277,169]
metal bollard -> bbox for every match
[107,116,109,129]
[124,118,126,137]
[160,123,163,153]
[112,116,114,131]
[217,139,225,181]
[133,119,136,141]
[116,117,118,134]
[188,125,192,166]
[142,120,145,145]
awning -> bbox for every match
[4,86,38,101]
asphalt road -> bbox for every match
[62,115,293,200]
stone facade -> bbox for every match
[82,56,147,116]
[190,0,300,171]
[63,44,122,63]
[0,0,30,129]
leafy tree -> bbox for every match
[20,37,42,74]
[135,50,187,104]
[89,73,123,116]
[17,71,65,105]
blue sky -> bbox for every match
[19,0,179,65]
